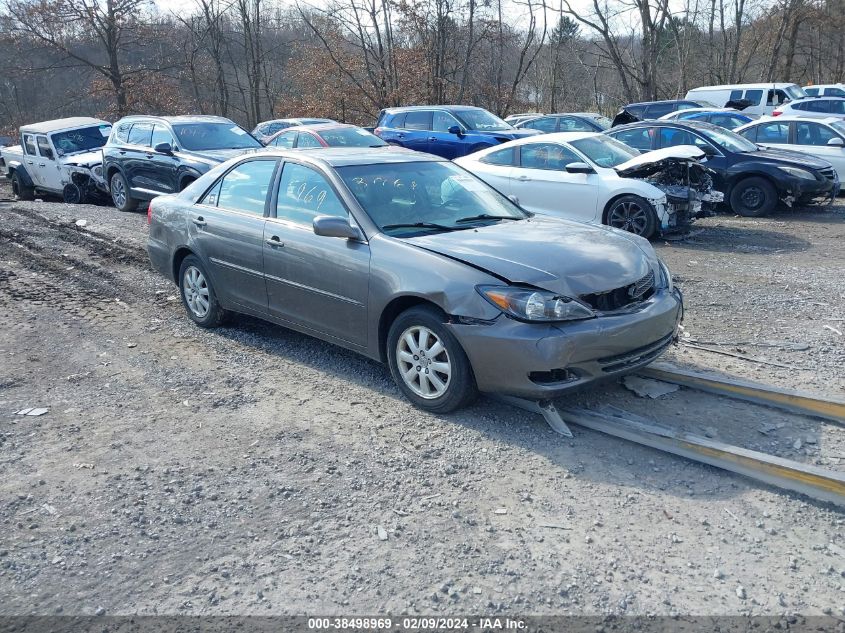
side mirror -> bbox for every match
[507,194,521,207]
[313,215,361,240]
[154,142,173,154]
[565,161,593,174]
[700,144,717,156]
[827,137,845,147]
[448,125,463,137]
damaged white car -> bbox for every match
[455,132,722,238]
[0,117,112,204]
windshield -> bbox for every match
[570,135,639,168]
[454,109,512,131]
[336,161,527,236]
[51,125,111,155]
[173,122,261,151]
[700,124,759,152]
[320,127,387,148]
[786,85,806,100]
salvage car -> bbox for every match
[264,123,387,149]
[736,116,845,179]
[606,120,839,216]
[147,148,683,412]
[103,115,262,211]
[0,117,111,203]
[455,133,721,238]
[251,118,335,144]
[515,113,612,133]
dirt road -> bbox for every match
[1,187,844,617]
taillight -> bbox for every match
[147,201,153,224]
[772,111,782,116]
[374,127,384,136]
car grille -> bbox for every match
[597,333,675,373]
[579,270,655,312]
[819,166,837,182]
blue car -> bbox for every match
[661,109,754,130]
[373,106,540,159]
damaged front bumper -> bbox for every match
[782,173,839,207]
[64,163,108,204]
[656,188,724,234]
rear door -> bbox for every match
[794,120,845,176]
[749,120,792,153]
[468,146,516,195]
[400,111,433,153]
[263,161,370,347]
[268,131,297,149]
[188,158,278,313]
[510,142,600,223]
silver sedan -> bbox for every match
[147,148,683,412]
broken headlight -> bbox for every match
[478,286,595,322]
[658,259,673,292]
[779,166,817,181]
[92,165,103,178]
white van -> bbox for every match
[684,83,807,116]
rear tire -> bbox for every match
[387,306,477,413]
[605,195,658,239]
[178,255,228,328]
[110,171,137,212]
[11,172,34,201]
[730,177,777,217]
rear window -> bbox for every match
[319,127,386,148]
[480,147,516,166]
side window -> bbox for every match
[389,113,407,128]
[805,100,830,113]
[710,114,747,130]
[519,143,580,170]
[296,133,322,148]
[36,135,54,159]
[151,124,174,148]
[738,125,757,142]
[524,117,557,132]
[480,147,516,166]
[271,132,296,149]
[756,122,789,143]
[276,163,347,225]
[831,100,845,114]
[611,128,652,152]
[207,159,277,215]
[658,127,694,147]
[23,134,37,155]
[127,122,153,147]
[403,111,433,131]
[432,111,460,133]
[804,88,819,97]
[644,103,674,118]
[744,90,763,105]
[791,101,808,111]
[828,88,845,97]
[558,117,593,132]
[113,123,131,144]
[625,105,645,118]
[268,122,286,134]
[767,89,789,106]
[729,89,743,100]
[796,122,838,146]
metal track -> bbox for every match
[556,407,845,508]
[640,362,845,425]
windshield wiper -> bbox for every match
[454,214,521,224]
[381,222,461,233]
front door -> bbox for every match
[794,120,845,177]
[188,158,278,313]
[509,142,600,223]
[428,111,465,159]
[32,135,63,192]
[148,123,180,194]
[263,161,370,347]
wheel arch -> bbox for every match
[377,295,447,363]
[171,246,196,284]
[725,170,781,196]
[601,191,656,224]
[9,165,34,187]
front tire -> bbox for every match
[11,172,34,201]
[730,177,777,217]
[110,171,137,212]
[605,195,658,239]
[387,306,477,413]
[178,255,228,328]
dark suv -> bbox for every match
[612,100,707,126]
[373,106,539,159]
[102,115,261,211]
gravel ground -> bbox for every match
[1,182,844,618]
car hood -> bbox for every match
[405,216,655,296]
[614,145,705,176]
[184,148,260,164]
[471,129,542,139]
[61,149,103,167]
[746,147,833,169]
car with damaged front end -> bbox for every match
[0,117,112,203]
[455,132,721,239]
[147,147,683,413]
[606,120,839,217]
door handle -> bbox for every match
[265,236,284,247]
[191,217,206,227]
[119,150,126,155]
[38,163,45,167]
[518,175,532,181]
[428,137,437,141]
[397,133,405,138]
[26,160,33,165]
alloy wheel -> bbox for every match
[182,266,210,318]
[395,325,452,399]
[112,178,126,208]
[609,201,649,235]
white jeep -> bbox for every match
[0,117,112,203]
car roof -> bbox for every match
[744,115,843,124]
[786,96,845,103]
[688,83,800,90]
[117,115,235,125]
[256,146,444,167]
[20,117,110,134]
[625,100,696,107]
[284,123,361,133]
[484,131,600,148]
[383,105,488,113]
[611,119,723,134]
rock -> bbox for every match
[713,568,723,579]
[95,607,105,616]
[376,525,388,541]
[75,219,87,227]
[793,438,803,450]
[736,586,746,600]
[493,508,507,515]
[622,376,680,399]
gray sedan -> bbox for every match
[147,148,683,413]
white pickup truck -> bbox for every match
[0,117,112,203]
